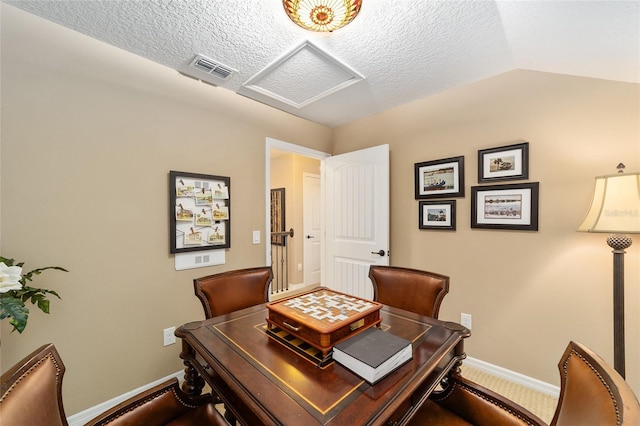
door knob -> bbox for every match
[371,250,386,256]
[306,235,315,239]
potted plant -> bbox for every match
[0,256,68,333]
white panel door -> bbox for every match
[303,173,321,286]
[322,144,389,299]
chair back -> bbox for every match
[194,266,273,318]
[368,265,449,318]
[551,341,640,426]
[0,343,68,426]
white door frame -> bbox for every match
[265,138,330,267]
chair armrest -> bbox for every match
[426,373,546,426]
[84,378,226,426]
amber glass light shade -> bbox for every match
[283,0,362,32]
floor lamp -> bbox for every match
[577,164,640,378]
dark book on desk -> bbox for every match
[332,327,412,384]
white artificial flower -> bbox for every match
[0,262,23,293]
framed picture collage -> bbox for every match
[415,142,538,231]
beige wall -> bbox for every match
[333,70,640,394]
[2,3,639,416]
[0,5,332,415]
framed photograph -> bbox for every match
[419,200,456,230]
[478,142,529,182]
[414,156,465,199]
[170,171,230,253]
[471,182,539,231]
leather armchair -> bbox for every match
[551,341,639,425]
[0,343,226,426]
[410,373,545,425]
[368,265,449,318]
[0,343,68,426]
[85,378,226,426]
[192,265,273,424]
[408,341,640,425]
[193,266,273,318]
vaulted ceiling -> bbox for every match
[5,1,639,127]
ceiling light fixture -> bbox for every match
[283,0,362,32]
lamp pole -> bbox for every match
[607,234,631,378]
[578,165,640,379]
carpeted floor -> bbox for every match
[460,365,558,424]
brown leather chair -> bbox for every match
[368,265,449,318]
[408,340,640,425]
[85,378,227,426]
[0,343,68,426]
[194,266,273,318]
[0,343,226,426]
[193,266,273,424]
[551,341,639,425]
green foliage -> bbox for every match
[0,256,68,334]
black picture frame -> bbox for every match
[414,156,465,199]
[419,200,456,230]
[471,182,539,231]
[478,142,529,182]
[170,170,230,253]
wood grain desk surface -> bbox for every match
[177,303,470,425]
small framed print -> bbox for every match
[419,200,456,230]
[471,182,539,231]
[414,156,465,199]
[170,171,230,253]
[478,142,529,182]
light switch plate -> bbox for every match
[252,230,261,244]
[461,313,472,330]
[163,327,176,346]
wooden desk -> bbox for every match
[176,303,470,425]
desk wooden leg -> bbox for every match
[179,340,205,396]
[452,340,466,375]
[436,340,467,394]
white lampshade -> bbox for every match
[578,172,640,234]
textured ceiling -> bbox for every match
[5,1,639,128]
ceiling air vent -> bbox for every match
[189,54,235,80]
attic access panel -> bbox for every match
[239,40,365,109]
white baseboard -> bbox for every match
[66,370,184,426]
[269,283,316,300]
[67,357,559,424]
[464,356,560,397]
[283,282,306,291]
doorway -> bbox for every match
[265,139,390,299]
[265,138,330,291]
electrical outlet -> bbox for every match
[163,327,176,346]
[460,313,472,330]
